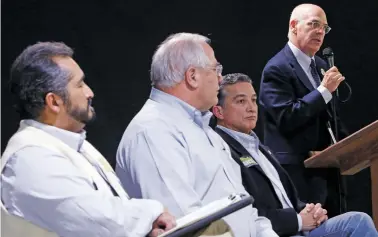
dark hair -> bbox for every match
[10,42,74,119]
[217,73,253,106]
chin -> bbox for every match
[213,98,219,106]
[248,123,256,131]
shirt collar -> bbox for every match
[288,41,314,69]
[149,87,213,128]
[217,125,260,151]
[21,119,86,151]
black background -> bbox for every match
[2,0,377,216]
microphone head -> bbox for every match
[322,47,334,57]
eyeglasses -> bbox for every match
[207,63,223,76]
[307,20,331,34]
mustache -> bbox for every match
[87,98,93,111]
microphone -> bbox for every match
[323,47,340,143]
[322,47,334,68]
[322,47,352,103]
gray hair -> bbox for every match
[10,41,74,119]
[217,73,253,106]
[150,33,211,88]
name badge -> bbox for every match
[240,156,257,168]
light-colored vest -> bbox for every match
[1,123,128,237]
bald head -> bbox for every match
[289,4,325,24]
[287,4,328,56]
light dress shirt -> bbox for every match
[1,119,163,237]
[116,87,278,237]
[218,125,304,234]
[288,41,332,104]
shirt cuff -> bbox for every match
[317,85,332,104]
[297,213,302,231]
[129,198,164,222]
[259,229,280,237]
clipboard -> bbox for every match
[159,194,254,237]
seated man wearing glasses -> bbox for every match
[116,33,279,237]
[258,3,349,218]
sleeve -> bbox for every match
[259,65,329,134]
[317,85,333,104]
[256,206,299,236]
[116,124,203,218]
[255,215,280,237]
[297,213,303,231]
[1,147,163,237]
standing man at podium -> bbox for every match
[259,3,348,217]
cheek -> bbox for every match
[71,92,87,106]
[207,75,218,86]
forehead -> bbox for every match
[52,56,84,81]
[201,42,217,63]
[224,82,256,97]
[303,7,327,23]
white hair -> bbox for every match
[150,33,211,88]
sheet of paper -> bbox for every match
[159,194,242,237]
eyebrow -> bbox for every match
[232,93,257,100]
[310,19,328,25]
[76,75,85,85]
[210,62,221,67]
[232,94,246,100]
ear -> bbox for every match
[45,92,63,114]
[212,105,224,120]
[290,19,298,34]
[185,67,199,89]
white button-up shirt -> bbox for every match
[116,87,278,237]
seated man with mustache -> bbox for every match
[1,41,176,237]
[212,73,377,237]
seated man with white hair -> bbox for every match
[116,32,279,237]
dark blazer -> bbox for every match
[215,127,306,237]
[258,43,347,164]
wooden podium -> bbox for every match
[304,120,378,228]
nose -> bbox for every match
[316,26,326,34]
[247,100,257,112]
[85,84,94,99]
[218,74,223,83]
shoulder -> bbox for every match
[117,104,189,157]
[2,146,79,191]
[121,101,179,137]
[264,46,291,69]
[262,52,295,82]
[4,146,66,168]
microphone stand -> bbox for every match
[333,89,339,142]
[323,47,349,215]
[332,88,348,214]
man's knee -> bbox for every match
[346,211,373,224]
[338,211,376,233]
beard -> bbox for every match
[66,98,96,124]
